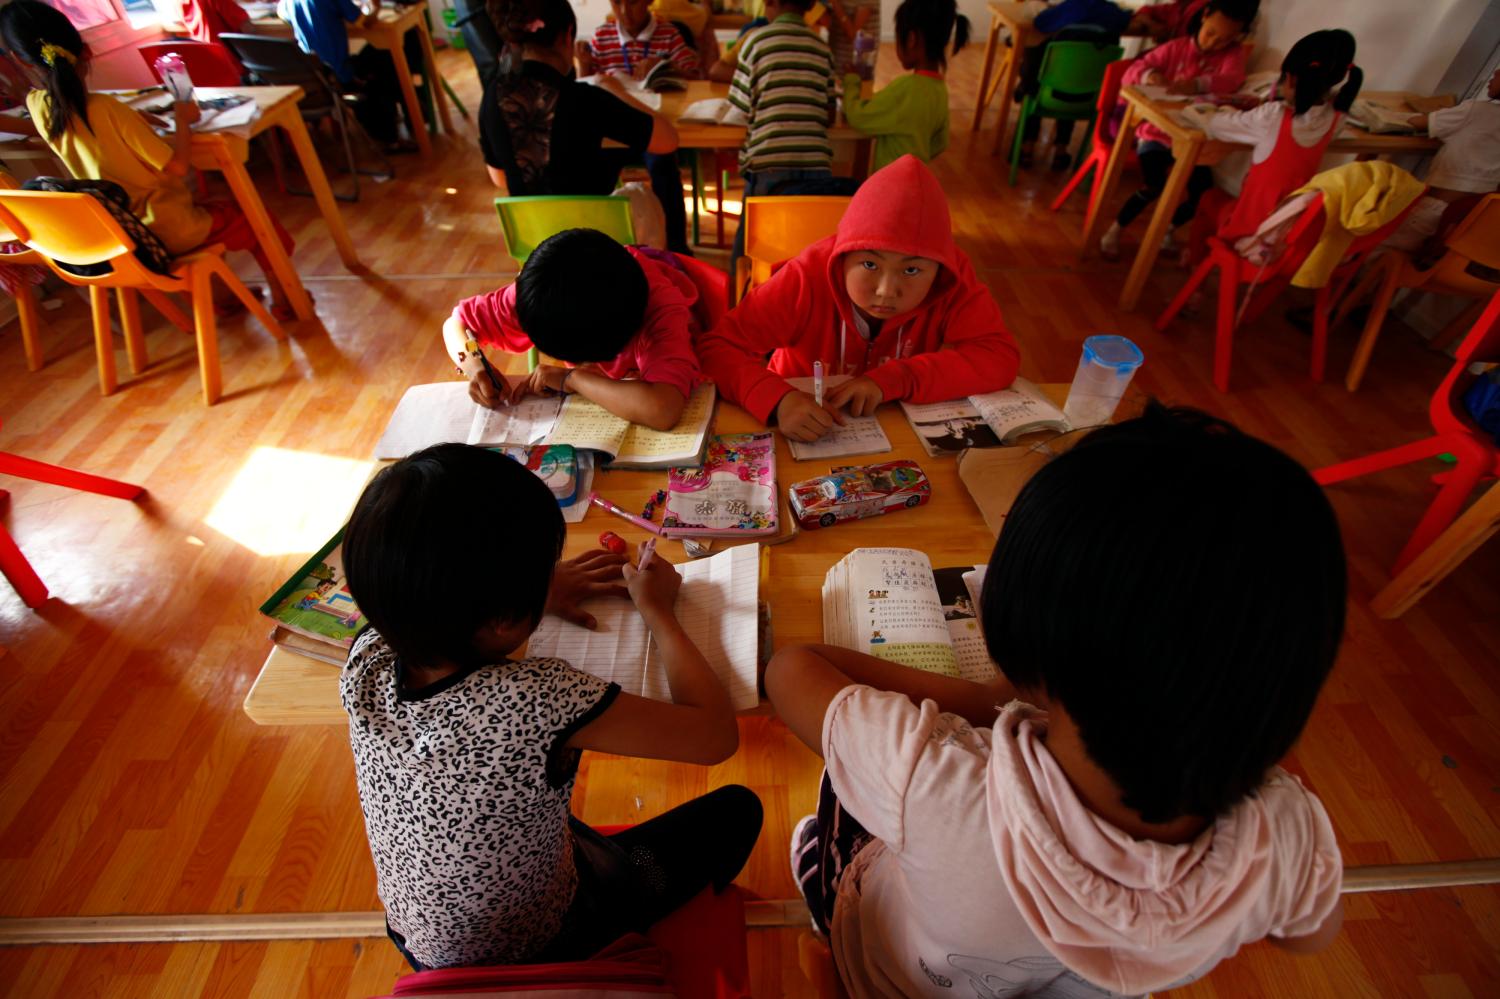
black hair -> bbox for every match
[1281,29,1362,116]
[343,443,565,668]
[488,0,576,47]
[980,403,1346,824]
[772,0,818,14]
[1187,0,1259,38]
[515,228,648,363]
[895,0,970,69]
[0,1,88,143]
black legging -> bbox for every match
[350,30,429,145]
[1115,143,1215,228]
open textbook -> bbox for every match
[823,548,998,683]
[259,530,367,658]
[679,98,748,126]
[374,382,716,469]
[525,543,762,710]
[782,374,893,461]
[899,377,1068,456]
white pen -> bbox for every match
[813,360,824,407]
[638,537,657,571]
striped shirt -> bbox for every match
[588,17,699,78]
[728,14,836,174]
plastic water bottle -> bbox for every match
[1062,335,1144,428]
[153,52,194,103]
[852,29,878,81]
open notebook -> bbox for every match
[782,375,893,461]
[899,377,1069,456]
[525,543,761,710]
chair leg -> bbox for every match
[209,258,286,341]
[1428,298,1484,355]
[1008,104,1029,186]
[16,283,44,372]
[189,265,223,406]
[0,451,146,499]
[262,130,289,195]
[1331,258,1385,329]
[1313,433,1456,487]
[117,288,148,375]
[1213,261,1238,392]
[142,290,193,334]
[1344,265,1402,391]
[0,518,48,609]
[1155,256,1215,331]
[1048,152,1096,212]
[1240,275,1291,326]
[89,286,117,396]
[1310,284,1330,382]
[1392,437,1493,574]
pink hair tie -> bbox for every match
[525,18,546,30]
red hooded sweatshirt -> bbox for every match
[698,155,1021,423]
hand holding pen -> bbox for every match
[624,537,679,620]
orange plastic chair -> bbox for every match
[1338,193,1500,391]
[1316,290,1500,574]
[1049,58,1132,215]
[733,196,851,304]
[0,189,284,405]
[0,173,48,372]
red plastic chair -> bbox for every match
[1049,58,1132,215]
[373,884,751,999]
[137,39,244,87]
[1,419,146,609]
[1316,290,1500,573]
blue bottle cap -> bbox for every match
[1082,334,1144,373]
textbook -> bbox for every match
[259,530,367,656]
[899,378,1068,457]
[661,432,779,538]
[1349,97,1419,134]
[679,98,748,126]
[525,543,762,710]
[374,382,716,470]
[823,548,998,682]
[781,375,894,461]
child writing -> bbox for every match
[1098,0,1258,260]
[443,228,701,431]
[767,404,1345,997]
[0,1,297,318]
[341,443,762,970]
[698,155,1021,442]
[1185,30,1362,267]
[840,0,969,173]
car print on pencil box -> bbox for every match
[788,460,932,530]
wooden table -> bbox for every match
[970,2,1035,153]
[243,386,1071,725]
[347,1,454,158]
[1081,88,1445,312]
[1371,479,1500,618]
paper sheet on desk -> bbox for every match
[781,374,893,461]
[576,74,664,111]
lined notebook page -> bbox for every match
[467,395,565,447]
[524,543,761,710]
[372,383,477,459]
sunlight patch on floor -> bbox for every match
[205,447,375,556]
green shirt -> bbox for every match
[841,71,950,172]
[729,14,836,173]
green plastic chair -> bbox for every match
[1009,40,1123,186]
[494,195,636,369]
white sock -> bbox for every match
[1101,223,1122,254]
[1161,225,1177,250]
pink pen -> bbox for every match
[589,492,664,536]
[637,538,656,571]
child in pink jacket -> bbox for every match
[1099,0,1257,260]
[697,154,1021,442]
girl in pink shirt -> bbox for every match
[767,404,1346,998]
[1099,0,1256,260]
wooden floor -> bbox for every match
[1,41,1498,999]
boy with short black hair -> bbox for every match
[341,443,760,971]
[442,228,702,430]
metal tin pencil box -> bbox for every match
[499,444,580,506]
[788,459,931,529]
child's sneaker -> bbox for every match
[1099,224,1122,261]
[790,814,822,930]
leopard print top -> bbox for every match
[341,629,619,968]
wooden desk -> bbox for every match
[243,386,1070,725]
[970,2,1034,153]
[1082,88,1445,312]
[659,80,864,149]
[348,1,454,158]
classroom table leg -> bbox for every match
[273,108,361,270]
[1080,102,1136,255]
[387,29,434,157]
[1118,134,1201,311]
[206,143,317,322]
[117,288,147,375]
[416,17,455,135]
[970,17,1002,132]
[1371,480,1500,618]
[989,29,1025,157]
[89,286,116,396]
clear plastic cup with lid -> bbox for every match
[1062,335,1144,429]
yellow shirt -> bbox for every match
[27,90,211,254]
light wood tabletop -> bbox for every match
[242,384,1076,725]
[659,80,866,149]
[1081,87,1448,312]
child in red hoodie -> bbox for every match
[698,154,1021,441]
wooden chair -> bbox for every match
[1339,193,1500,391]
[733,196,852,305]
[0,189,284,405]
[1316,289,1500,574]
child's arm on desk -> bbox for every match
[530,364,687,430]
[766,643,1016,756]
[566,549,738,764]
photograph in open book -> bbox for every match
[912,415,1002,454]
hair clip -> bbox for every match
[38,42,77,67]
[525,18,546,31]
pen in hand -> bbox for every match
[638,538,656,571]
[813,360,825,407]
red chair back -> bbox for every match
[137,40,242,87]
[1095,58,1133,149]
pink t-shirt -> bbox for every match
[822,689,1343,998]
[1125,36,1249,148]
[453,246,702,400]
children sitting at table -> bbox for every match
[1385,64,1500,257]
[1183,29,1362,267]
[278,0,421,153]
[0,1,297,319]
[484,0,690,253]
[841,0,968,172]
[1014,0,1133,173]
[698,155,1021,442]
[578,0,702,79]
[341,443,761,971]
[765,404,1346,998]
[1098,0,1258,261]
[443,228,701,430]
